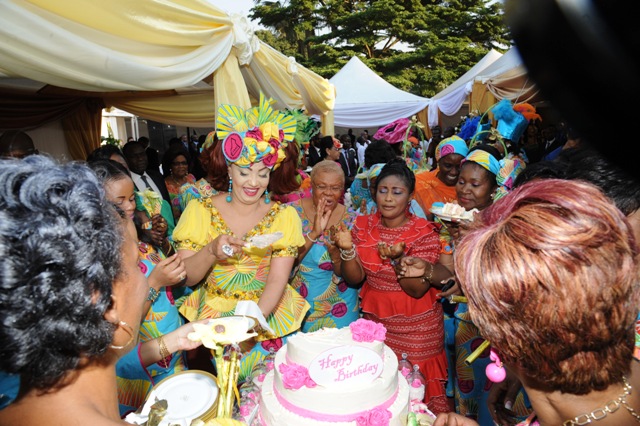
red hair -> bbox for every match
[200,134,301,195]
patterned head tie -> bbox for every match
[216,93,296,170]
[435,135,469,162]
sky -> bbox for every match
[210,0,256,18]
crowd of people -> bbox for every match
[1,94,640,426]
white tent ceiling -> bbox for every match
[427,49,503,127]
[329,56,430,128]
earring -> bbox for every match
[226,177,232,203]
[264,189,270,204]
[485,348,506,383]
[110,320,135,350]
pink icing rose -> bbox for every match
[350,319,387,342]
[278,363,317,390]
[401,366,411,377]
[356,408,392,426]
[265,360,274,372]
[257,373,266,383]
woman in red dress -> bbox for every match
[333,158,452,414]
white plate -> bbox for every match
[207,315,258,331]
[430,207,473,222]
[151,370,218,422]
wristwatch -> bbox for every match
[147,287,160,303]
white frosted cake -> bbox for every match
[258,319,410,426]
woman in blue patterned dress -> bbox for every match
[288,160,360,332]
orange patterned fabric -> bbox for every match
[414,169,457,213]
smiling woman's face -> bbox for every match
[456,162,496,211]
[228,161,270,205]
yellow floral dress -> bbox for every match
[173,198,309,380]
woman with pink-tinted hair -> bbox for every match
[403,179,640,426]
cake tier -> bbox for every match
[285,327,385,367]
[259,367,410,426]
[273,345,400,417]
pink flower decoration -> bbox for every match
[245,128,263,141]
[350,319,387,342]
[278,363,317,390]
[356,408,392,426]
[262,151,278,168]
[261,338,283,353]
[401,366,411,377]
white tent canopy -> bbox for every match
[329,56,430,128]
[427,49,503,128]
[471,46,540,106]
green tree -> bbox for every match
[250,0,510,97]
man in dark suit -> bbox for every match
[540,124,565,161]
[307,134,322,168]
[122,140,171,204]
[339,134,358,190]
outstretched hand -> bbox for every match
[377,241,405,260]
[433,413,480,426]
[394,256,428,279]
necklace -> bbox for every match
[171,175,186,187]
[563,376,640,425]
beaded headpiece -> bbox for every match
[216,93,297,170]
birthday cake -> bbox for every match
[258,319,410,426]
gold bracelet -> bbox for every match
[158,335,171,363]
[422,262,434,285]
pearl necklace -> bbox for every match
[563,376,640,425]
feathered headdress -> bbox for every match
[216,93,297,170]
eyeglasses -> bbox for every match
[172,161,188,166]
[314,184,343,193]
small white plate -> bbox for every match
[208,315,258,331]
[430,207,475,222]
[151,370,218,422]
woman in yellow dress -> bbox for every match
[173,94,309,380]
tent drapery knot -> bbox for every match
[286,57,299,75]
[230,13,260,66]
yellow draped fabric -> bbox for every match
[0,0,335,154]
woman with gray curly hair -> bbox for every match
[0,156,148,425]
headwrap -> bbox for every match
[353,163,387,186]
[373,117,410,144]
[464,149,502,176]
[216,92,296,170]
[435,136,469,162]
[493,99,528,143]
[463,149,526,201]
[494,157,526,200]
[513,103,541,123]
